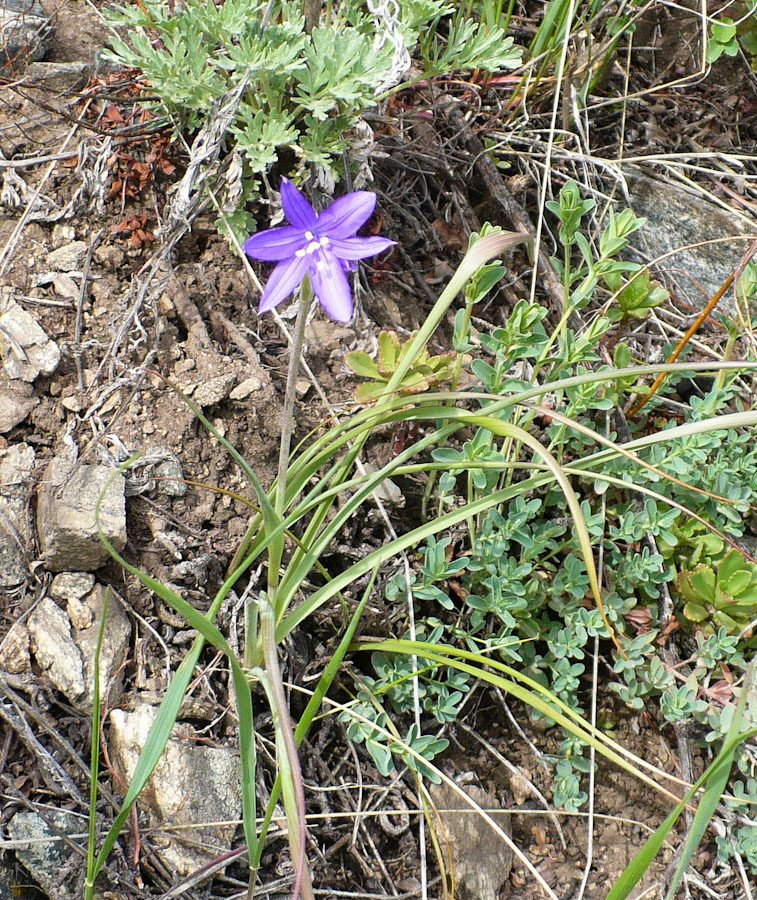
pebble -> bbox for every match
[0,442,35,586]
[193,372,236,407]
[0,379,38,432]
[229,375,263,400]
[0,300,60,381]
[46,240,88,272]
[36,456,126,572]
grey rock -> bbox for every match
[36,456,126,572]
[0,621,31,674]
[46,240,88,273]
[627,172,757,312]
[110,704,242,875]
[0,300,60,382]
[429,780,513,900]
[0,442,35,586]
[192,372,236,407]
[49,571,96,604]
[0,0,55,74]
[28,596,86,701]
[27,585,130,708]
[73,584,131,706]
[6,809,84,900]
[25,60,90,91]
[0,378,38,432]
[124,446,186,497]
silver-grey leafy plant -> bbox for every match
[103,0,522,238]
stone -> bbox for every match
[0,378,38,432]
[51,571,97,629]
[0,622,31,674]
[6,809,83,900]
[123,446,186,498]
[362,462,405,507]
[73,584,131,706]
[45,240,88,273]
[50,571,96,603]
[28,597,86,702]
[626,173,756,312]
[429,780,513,900]
[52,274,79,299]
[36,456,126,572]
[192,372,236,407]
[51,224,75,248]
[25,60,90,91]
[27,584,130,708]
[109,704,242,875]
[0,0,54,75]
[229,374,263,400]
[305,318,354,355]
[0,300,60,381]
[0,442,35,586]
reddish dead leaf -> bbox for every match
[531,825,547,846]
[657,617,680,644]
[104,104,125,123]
[709,680,734,705]
[625,606,653,633]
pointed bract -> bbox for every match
[245,179,393,322]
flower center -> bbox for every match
[295,234,331,258]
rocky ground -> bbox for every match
[1,1,756,899]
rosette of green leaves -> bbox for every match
[678,549,757,635]
[346,330,455,402]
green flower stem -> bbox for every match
[253,279,315,896]
[244,277,312,669]
[275,277,314,522]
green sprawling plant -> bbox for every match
[87,163,757,899]
[343,184,757,869]
[102,0,521,238]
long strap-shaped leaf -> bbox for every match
[92,477,258,892]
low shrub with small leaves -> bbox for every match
[345,187,757,861]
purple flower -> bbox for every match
[243,177,394,323]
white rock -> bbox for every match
[193,372,236,407]
[51,224,75,248]
[110,704,242,875]
[0,300,60,381]
[73,584,131,706]
[0,442,35,586]
[46,240,87,272]
[229,375,263,400]
[36,456,126,572]
[0,378,38,432]
[28,597,86,701]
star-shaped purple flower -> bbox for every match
[243,177,394,323]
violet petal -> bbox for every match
[244,225,305,261]
[316,191,376,239]
[309,249,353,322]
[329,235,394,260]
[280,177,317,230]
[258,254,310,313]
